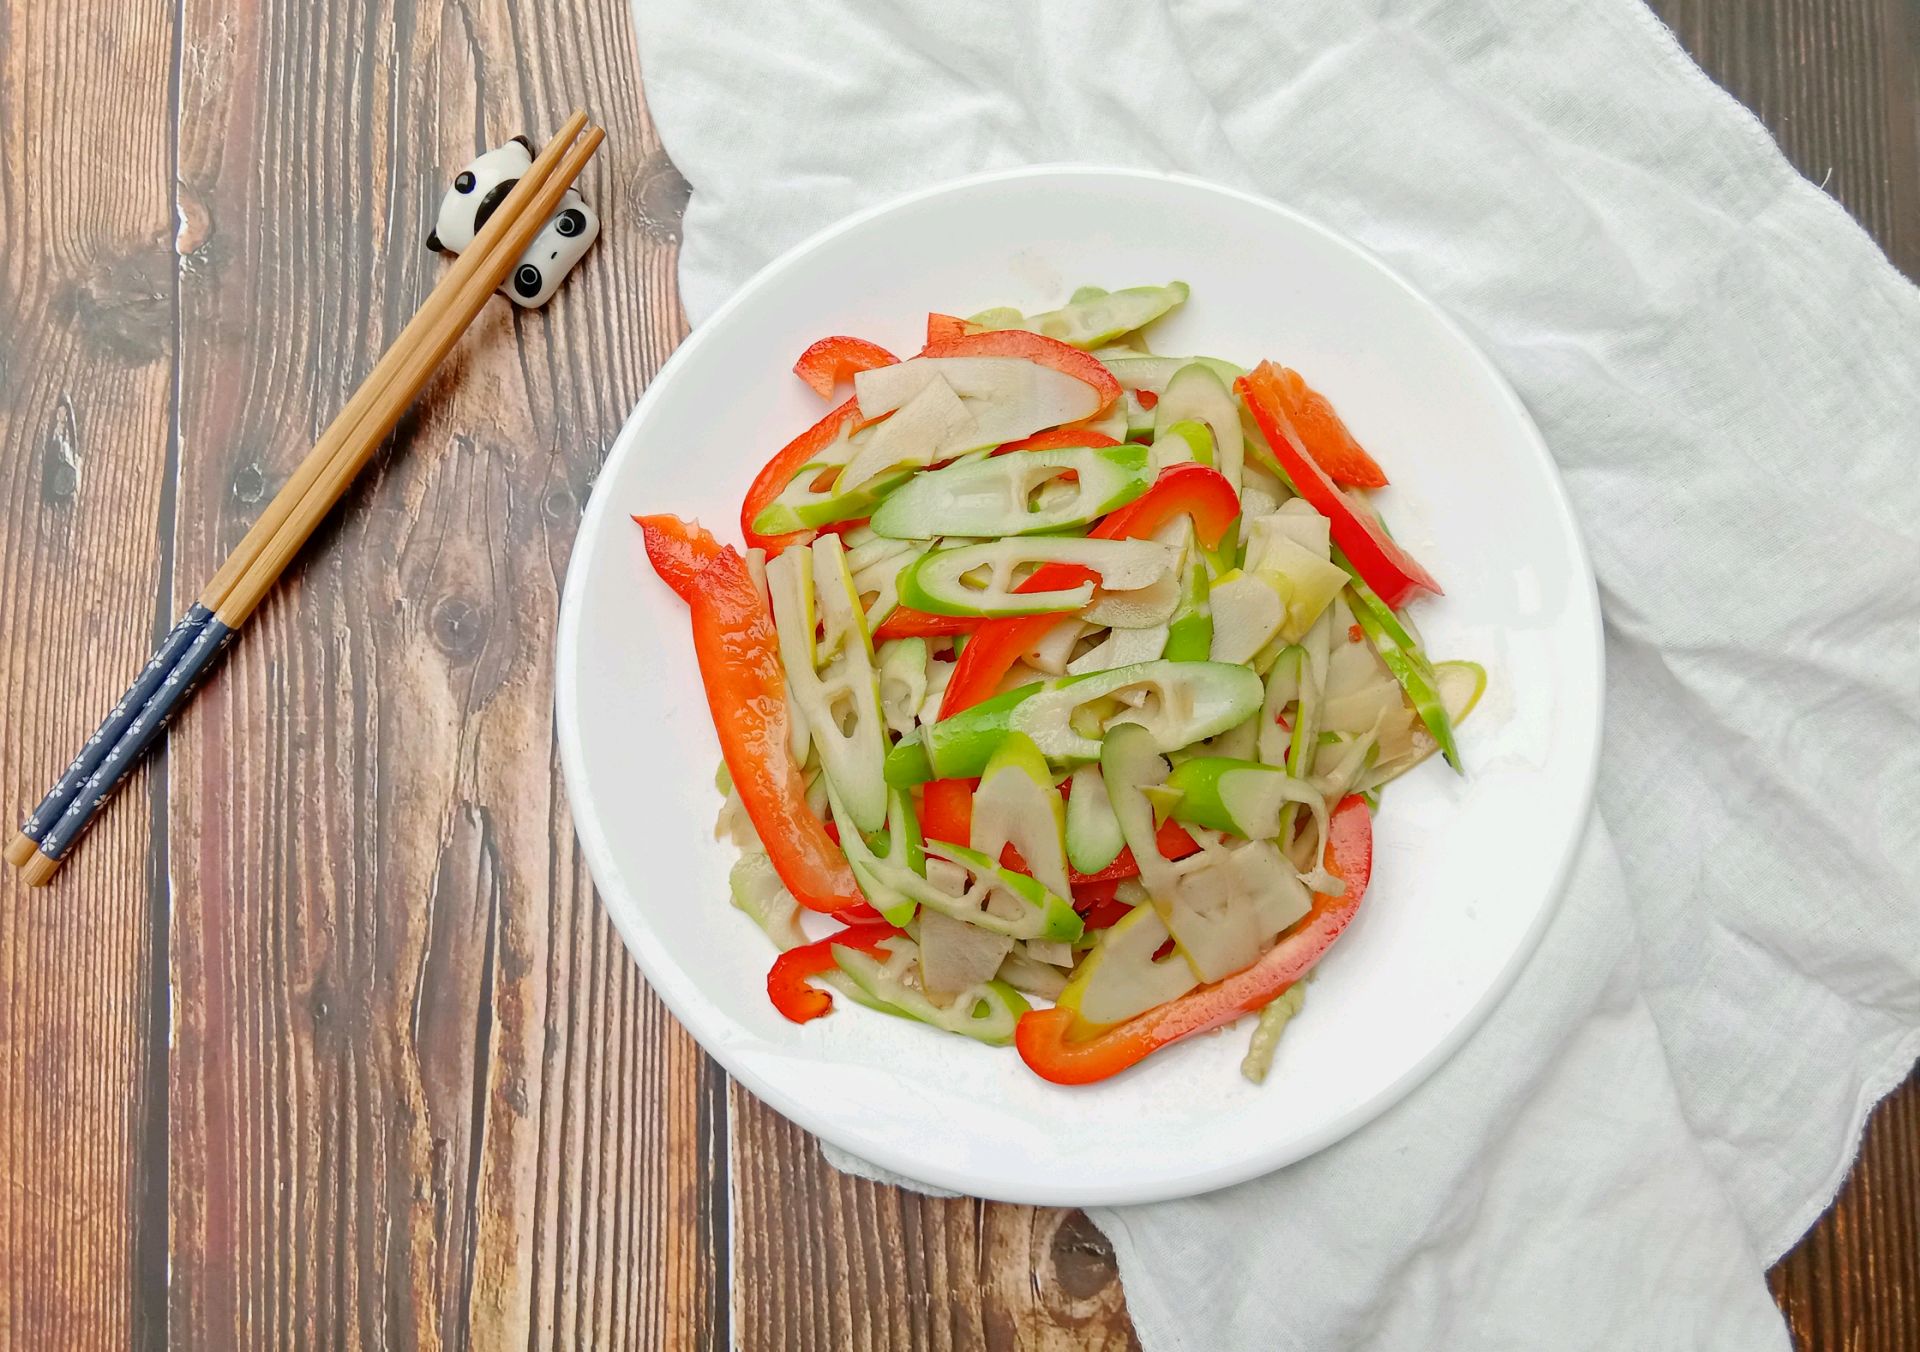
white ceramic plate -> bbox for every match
[556,167,1602,1206]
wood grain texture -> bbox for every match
[0,0,1913,1349]
[158,0,711,1348]
[0,0,179,1346]
[729,1085,1137,1352]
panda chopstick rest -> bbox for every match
[428,135,600,308]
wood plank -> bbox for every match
[1650,0,1920,279]
[159,0,714,1345]
[729,1086,1138,1351]
[1769,1082,1920,1352]
[0,0,178,1346]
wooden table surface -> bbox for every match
[2,1,1914,1347]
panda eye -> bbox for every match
[514,264,543,298]
[455,171,476,193]
[555,208,586,238]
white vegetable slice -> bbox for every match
[729,852,806,951]
[900,537,1177,617]
[1256,646,1302,767]
[1066,622,1170,676]
[745,546,769,612]
[851,540,926,632]
[970,733,1071,900]
[1208,571,1285,665]
[1254,537,1348,642]
[1055,904,1198,1033]
[835,374,974,493]
[919,655,956,727]
[1082,570,1182,627]
[1360,660,1486,790]
[876,638,929,738]
[1023,282,1188,349]
[844,533,918,575]
[871,445,1150,540]
[1322,678,1406,736]
[854,356,1103,452]
[1099,354,1245,395]
[1154,833,1308,981]
[997,950,1070,1000]
[1010,660,1265,763]
[1250,498,1332,557]
[1025,618,1090,676]
[765,535,890,831]
[917,909,1016,1002]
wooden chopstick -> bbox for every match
[9,117,605,886]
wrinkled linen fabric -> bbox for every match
[631,0,1920,1346]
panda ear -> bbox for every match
[426,230,443,253]
[510,134,534,153]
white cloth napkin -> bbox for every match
[632,1,1920,1346]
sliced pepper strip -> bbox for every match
[1072,879,1133,931]
[926,312,978,344]
[1237,363,1439,608]
[793,336,898,399]
[939,463,1241,717]
[634,513,724,603]
[1014,795,1373,1084]
[919,777,974,846]
[993,427,1123,456]
[741,396,860,554]
[766,921,901,1023]
[871,607,978,642]
[920,328,1123,408]
[1257,365,1388,488]
[639,516,880,922]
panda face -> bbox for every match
[425,137,599,309]
[502,186,600,308]
[429,139,535,254]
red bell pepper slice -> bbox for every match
[1253,365,1388,488]
[1237,363,1439,609]
[926,312,978,344]
[1093,461,1240,543]
[740,396,861,554]
[633,512,725,603]
[1015,795,1373,1084]
[920,328,1122,408]
[637,515,880,922]
[993,427,1122,456]
[939,464,1241,717]
[871,608,978,642]
[767,922,901,1023]
[919,777,974,846]
[1072,879,1133,931]
[1072,877,1124,906]
[792,336,898,399]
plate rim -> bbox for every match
[555,163,1606,1206]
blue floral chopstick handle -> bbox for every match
[16,604,212,848]
[34,614,237,862]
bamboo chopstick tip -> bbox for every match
[4,832,36,868]
[18,849,60,887]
